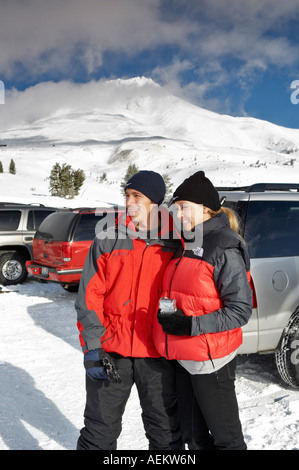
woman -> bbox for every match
[153,171,252,450]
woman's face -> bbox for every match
[174,201,210,231]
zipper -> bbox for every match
[168,248,185,295]
[165,248,185,358]
[208,352,215,370]
[131,240,150,352]
[165,334,169,358]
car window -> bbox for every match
[244,201,299,258]
[27,211,34,230]
[35,211,78,241]
[0,210,21,231]
[27,210,56,230]
[222,200,247,236]
[73,213,115,241]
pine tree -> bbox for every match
[162,173,174,199]
[49,162,85,198]
[0,161,3,173]
[9,159,16,174]
[72,168,85,196]
[99,172,107,183]
[59,163,74,198]
[120,163,139,193]
[49,162,62,197]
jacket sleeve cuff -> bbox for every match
[85,338,103,351]
[191,314,218,335]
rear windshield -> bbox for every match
[35,211,78,241]
[73,212,118,241]
[35,210,118,242]
[0,210,21,231]
[244,201,299,258]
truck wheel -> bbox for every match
[0,251,28,285]
[275,308,299,389]
[62,283,79,292]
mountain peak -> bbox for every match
[112,76,160,88]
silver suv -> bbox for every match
[0,203,57,285]
[218,183,299,389]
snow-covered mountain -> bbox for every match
[0,77,298,207]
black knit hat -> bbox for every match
[125,170,166,205]
[173,171,221,211]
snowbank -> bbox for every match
[0,279,298,450]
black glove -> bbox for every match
[157,309,192,336]
[84,348,121,383]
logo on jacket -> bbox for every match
[192,246,204,257]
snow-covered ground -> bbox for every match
[1,278,299,450]
[1,77,299,450]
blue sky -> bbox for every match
[0,0,299,129]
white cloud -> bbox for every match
[1,0,298,83]
[0,0,195,79]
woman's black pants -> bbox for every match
[176,357,247,450]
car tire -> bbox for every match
[275,308,299,389]
[0,251,28,286]
[62,283,79,292]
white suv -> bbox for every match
[0,203,57,285]
[218,183,299,389]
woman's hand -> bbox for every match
[157,309,192,336]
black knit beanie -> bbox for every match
[124,170,166,205]
[173,171,221,211]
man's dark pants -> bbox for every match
[77,354,183,450]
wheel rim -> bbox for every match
[2,259,23,281]
[291,328,299,384]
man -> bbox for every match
[75,170,183,450]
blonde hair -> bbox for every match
[208,206,241,235]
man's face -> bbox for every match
[125,189,155,230]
